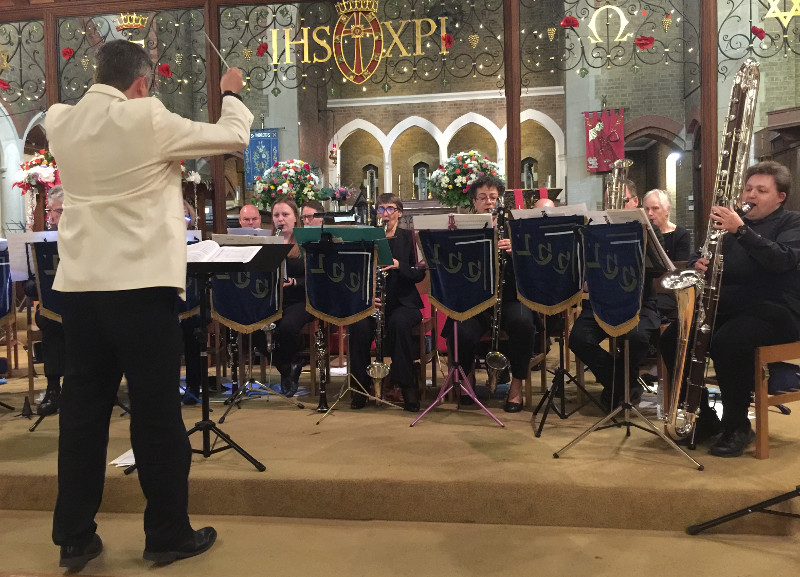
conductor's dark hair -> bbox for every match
[95,40,153,92]
[745,161,792,203]
[303,200,324,214]
[467,174,506,200]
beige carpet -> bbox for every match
[3,349,800,536]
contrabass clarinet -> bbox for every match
[604,158,633,210]
[367,218,390,402]
[485,197,510,390]
[661,59,759,442]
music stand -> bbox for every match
[410,217,503,427]
[687,485,800,534]
[553,222,703,470]
[125,244,290,475]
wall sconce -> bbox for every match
[329,143,337,165]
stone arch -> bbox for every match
[513,109,566,189]
[625,115,685,149]
[443,113,504,172]
[386,117,443,196]
[0,107,37,235]
[328,119,387,187]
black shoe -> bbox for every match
[402,387,419,412]
[350,395,367,409]
[709,422,756,458]
[37,386,61,416]
[143,527,217,563]
[285,359,303,397]
[182,389,200,406]
[503,401,523,413]
[60,533,103,568]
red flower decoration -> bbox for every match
[560,16,579,28]
[303,163,310,170]
[0,79,9,91]
[61,47,74,60]
[634,36,655,50]
[441,33,454,50]
[256,42,269,57]
[751,26,766,40]
[157,63,172,78]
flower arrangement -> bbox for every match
[319,185,353,202]
[427,150,504,208]
[13,149,59,194]
[253,158,321,209]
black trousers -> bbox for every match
[661,304,799,428]
[350,305,422,392]
[271,301,313,368]
[35,308,65,378]
[53,288,193,551]
[569,304,660,398]
[442,301,537,380]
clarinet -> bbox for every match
[485,198,510,381]
[367,218,390,402]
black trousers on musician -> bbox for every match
[442,301,537,380]
[53,288,194,551]
[35,309,65,378]
[350,305,422,393]
[270,301,313,368]
[660,304,799,429]
[569,302,660,400]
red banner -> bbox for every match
[584,109,625,173]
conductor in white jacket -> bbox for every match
[44,40,253,568]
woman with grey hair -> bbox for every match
[47,185,64,230]
[643,189,691,263]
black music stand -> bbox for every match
[687,485,800,534]
[531,311,609,436]
[125,245,290,475]
[553,224,704,470]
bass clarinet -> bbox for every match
[661,59,759,442]
[367,218,390,403]
[485,196,510,388]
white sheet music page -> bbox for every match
[186,240,261,263]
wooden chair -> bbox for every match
[753,342,800,459]
[412,311,437,398]
[25,299,42,406]
[1,310,19,377]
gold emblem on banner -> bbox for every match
[333,0,383,84]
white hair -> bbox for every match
[47,185,64,205]
[643,189,671,212]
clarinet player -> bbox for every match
[442,175,538,412]
[349,193,426,412]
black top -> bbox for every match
[385,227,425,311]
[283,251,306,306]
[689,207,800,325]
[662,225,692,262]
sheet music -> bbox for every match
[212,233,283,246]
[511,204,589,220]
[6,231,58,281]
[599,208,675,273]
[412,213,492,230]
[186,240,261,263]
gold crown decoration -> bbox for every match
[115,12,149,31]
[335,0,379,16]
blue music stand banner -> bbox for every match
[244,129,280,191]
[582,221,646,337]
[417,228,497,322]
[211,270,283,333]
[509,215,585,315]
[31,242,63,322]
[304,241,376,326]
[0,248,13,326]
[178,273,202,320]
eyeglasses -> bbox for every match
[47,208,64,215]
[475,195,498,203]
[301,214,318,221]
[376,206,397,214]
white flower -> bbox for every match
[30,165,56,183]
[186,171,201,184]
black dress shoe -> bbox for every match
[709,423,756,458]
[503,401,523,413]
[143,526,217,563]
[350,396,367,409]
[60,533,103,568]
[401,387,419,412]
[285,359,303,397]
[37,387,61,416]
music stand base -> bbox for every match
[687,485,800,535]
[0,400,14,411]
[316,375,402,425]
[219,379,304,423]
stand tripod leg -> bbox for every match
[206,423,266,472]
[531,371,563,437]
[219,385,249,423]
[28,414,45,432]
[0,401,14,411]
[687,485,800,535]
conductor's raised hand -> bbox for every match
[220,68,245,93]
